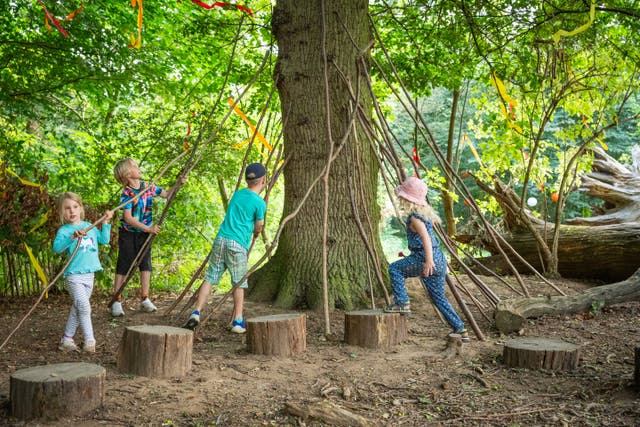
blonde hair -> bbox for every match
[398,197,442,225]
[58,192,85,225]
[114,158,135,185]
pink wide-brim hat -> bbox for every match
[395,177,428,206]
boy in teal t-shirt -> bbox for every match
[184,163,267,333]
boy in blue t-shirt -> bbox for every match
[184,163,267,333]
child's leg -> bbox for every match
[193,281,213,313]
[225,238,248,321]
[140,270,151,297]
[64,274,95,341]
[422,274,464,332]
[232,287,244,320]
[113,274,125,297]
[114,229,136,300]
[190,239,225,315]
[138,232,153,299]
[388,254,423,306]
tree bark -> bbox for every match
[250,0,384,310]
[503,338,580,371]
[344,309,408,349]
[494,268,640,334]
[246,314,306,356]
[117,325,193,378]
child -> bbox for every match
[53,192,113,352]
[385,177,470,342]
[184,162,267,333]
[110,158,186,317]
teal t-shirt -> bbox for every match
[217,188,266,249]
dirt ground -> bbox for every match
[1,276,639,426]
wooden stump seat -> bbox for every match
[10,362,105,420]
[246,313,306,356]
[344,309,408,349]
[503,337,580,371]
[117,325,193,378]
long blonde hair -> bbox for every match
[58,192,85,225]
[398,196,442,225]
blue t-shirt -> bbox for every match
[217,188,266,249]
[52,221,111,276]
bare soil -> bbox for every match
[1,276,639,426]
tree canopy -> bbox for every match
[1,0,639,297]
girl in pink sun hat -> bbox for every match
[385,177,470,343]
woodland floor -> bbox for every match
[1,275,639,426]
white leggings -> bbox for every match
[63,273,95,341]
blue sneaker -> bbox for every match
[231,318,246,334]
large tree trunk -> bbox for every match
[249,0,384,310]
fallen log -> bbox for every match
[459,146,640,282]
[494,268,640,334]
[567,145,640,226]
[465,223,640,282]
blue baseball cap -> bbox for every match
[245,163,267,180]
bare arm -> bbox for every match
[123,209,160,234]
[410,216,435,277]
[253,219,264,237]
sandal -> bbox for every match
[452,329,471,343]
[383,304,411,315]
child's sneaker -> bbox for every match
[58,337,79,352]
[83,339,96,353]
[183,313,200,330]
[111,301,125,317]
[140,297,157,313]
[383,303,411,314]
[230,318,246,334]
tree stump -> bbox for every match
[117,325,193,378]
[246,313,306,356]
[441,333,463,360]
[10,362,105,420]
[344,310,408,349]
[503,337,580,371]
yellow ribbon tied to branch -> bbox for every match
[552,1,596,44]
[228,98,273,153]
[490,72,523,135]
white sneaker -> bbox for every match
[59,338,79,352]
[111,301,125,317]
[83,339,96,353]
[140,297,157,313]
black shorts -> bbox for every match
[116,229,153,274]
